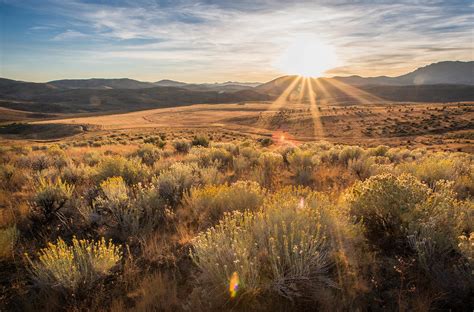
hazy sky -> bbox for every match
[1,0,472,83]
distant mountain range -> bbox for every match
[0,61,472,116]
[333,61,474,86]
[48,78,262,92]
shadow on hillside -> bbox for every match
[0,123,87,140]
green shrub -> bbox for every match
[183,181,265,229]
[88,177,165,239]
[339,146,364,166]
[189,147,233,169]
[398,154,471,188]
[32,177,74,219]
[191,188,335,306]
[348,156,376,180]
[154,162,201,207]
[346,173,429,249]
[173,140,191,154]
[134,144,162,166]
[26,237,122,291]
[256,152,283,188]
[287,149,319,185]
[192,135,210,147]
[367,145,389,157]
[95,156,149,185]
[83,151,102,166]
[144,136,166,148]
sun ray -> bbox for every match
[261,76,302,129]
[297,77,308,104]
[321,78,386,104]
[306,77,325,139]
[313,78,331,105]
[267,75,302,111]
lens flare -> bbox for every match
[229,271,240,298]
[298,197,305,210]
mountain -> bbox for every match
[0,78,269,114]
[48,78,156,89]
[154,79,188,87]
[154,80,261,91]
[334,61,474,86]
[46,78,262,92]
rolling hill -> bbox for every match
[1,61,473,119]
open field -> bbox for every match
[16,100,472,153]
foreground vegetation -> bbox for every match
[0,134,472,311]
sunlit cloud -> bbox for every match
[1,0,472,82]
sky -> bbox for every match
[0,0,473,83]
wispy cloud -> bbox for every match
[2,0,473,82]
[52,29,88,41]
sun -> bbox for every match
[275,36,338,77]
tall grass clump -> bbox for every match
[26,237,122,292]
[191,188,337,308]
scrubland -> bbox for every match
[0,134,472,311]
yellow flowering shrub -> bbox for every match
[26,237,122,291]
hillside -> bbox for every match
[0,79,270,114]
[334,61,474,86]
[48,78,155,90]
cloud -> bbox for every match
[3,0,473,81]
[52,29,88,41]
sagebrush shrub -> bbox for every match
[154,162,201,207]
[348,156,376,180]
[287,149,319,185]
[346,173,430,249]
[192,135,210,147]
[33,177,74,219]
[398,154,471,188]
[26,237,122,291]
[91,177,164,239]
[191,188,336,306]
[31,154,51,172]
[189,147,233,169]
[256,152,283,188]
[173,140,191,154]
[339,146,364,166]
[95,156,149,185]
[134,144,162,166]
[183,181,265,229]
